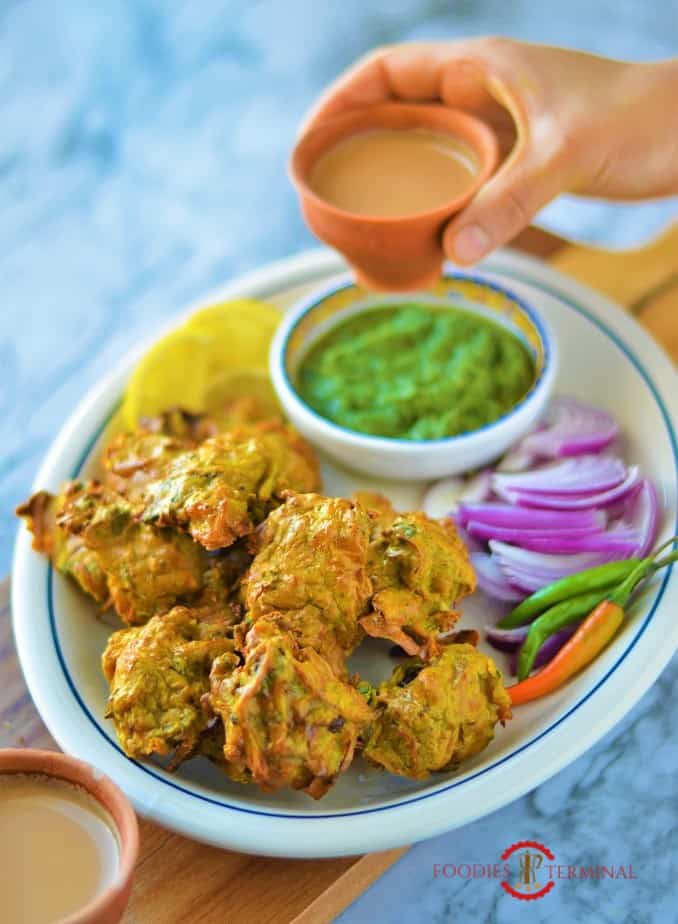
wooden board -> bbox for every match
[3,222,676,922]
[550,222,678,364]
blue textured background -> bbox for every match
[2,4,677,921]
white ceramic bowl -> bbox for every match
[270,272,558,480]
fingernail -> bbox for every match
[452,224,491,264]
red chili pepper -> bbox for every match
[507,543,678,705]
[507,599,624,705]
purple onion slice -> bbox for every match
[471,552,525,602]
[485,623,528,653]
[499,466,641,510]
[457,503,605,530]
[493,455,627,497]
[518,397,619,458]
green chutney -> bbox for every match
[296,304,535,441]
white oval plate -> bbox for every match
[12,247,678,858]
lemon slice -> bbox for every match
[206,368,282,424]
[123,328,213,428]
[185,298,281,371]
[122,298,282,428]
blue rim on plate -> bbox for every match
[278,271,554,446]
[44,264,678,820]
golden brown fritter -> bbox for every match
[356,494,476,658]
[206,622,374,799]
[352,491,396,525]
[141,397,281,437]
[139,422,320,550]
[16,489,109,603]
[190,543,252,620]
[190,721,253,783]
[58,481,207,625]
[362,643,511,780]
[240,493,373,672]
[102,605,236,761]
[18,481,245,627]
[16,409,512,799]
[138,407,220,441]
[103,430,194,501]
[210,395,284,429]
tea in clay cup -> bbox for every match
[289,102,499,291]
[0,748,139,924]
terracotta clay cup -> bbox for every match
[290,102,499,291]
[0,749,139,924]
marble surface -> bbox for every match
[1,3,676,922]
[338,666,678,924]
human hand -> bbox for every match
[302,38,678,265]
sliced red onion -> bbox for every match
[624,479,658,557]
[519,397,619,458]
[501,466,641,511]
[471,552,525,602]
[500,557,622,592]
[490,540,619,592]
[484,624,528,652]
[457,526,486,556]
[604,496,636,521]
[457,503,606,531]
[496,568,549,594]
[507,530,641,555]
[467,521,606,544]
[453,397,658,606]
[493,455,627,496]
[508,626,579,676]
[490,539,619,572]
[422,471,493,519]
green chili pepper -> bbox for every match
[516,541,678,680]
[595,545,678,611]
[499,560,640,629]
[516,588,614,680]
[508,602,626,705]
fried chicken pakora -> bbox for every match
[356,492,476,657]
[240,493,372,672]
[206,622,374,798]
[362,643,511,779]
[102,605,236,762]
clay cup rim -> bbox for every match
[289,101,499,225]
[0,748,139,924]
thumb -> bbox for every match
[443,155,567,265]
